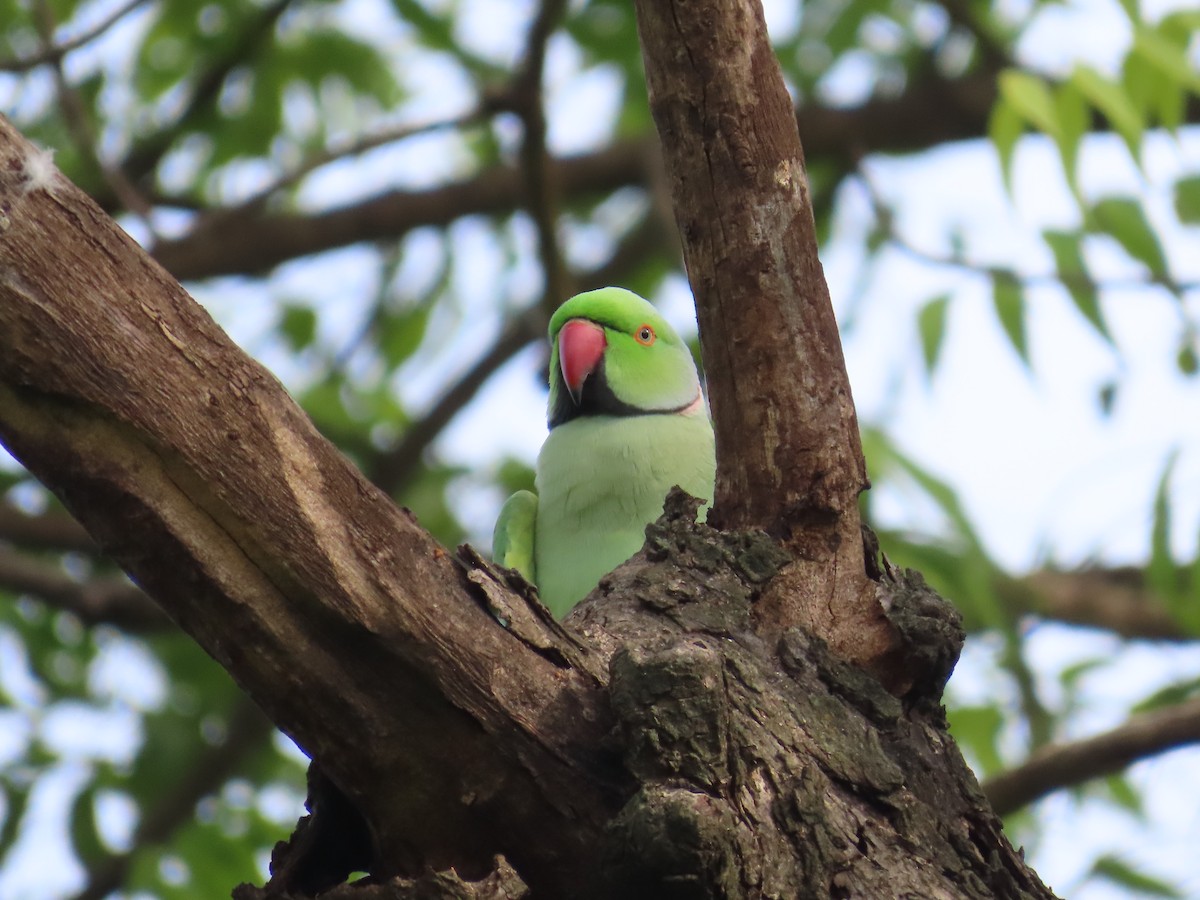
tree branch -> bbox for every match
[0,547,169,630]
[983,697,1200,816]
[0,502,97,553]
[513,0,571,316]
[0,0,149,73]
[1001,568,1193,642]
[0,32,1053,891]
[633,0,902,683]
[0,115,620,893]
[149,69,1009,282]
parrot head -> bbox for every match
[547,287,702,428]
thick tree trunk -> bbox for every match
[0,0,1057,893]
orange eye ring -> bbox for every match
[635,324,656,346]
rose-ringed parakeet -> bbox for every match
[493,287,716,617]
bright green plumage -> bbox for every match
[493,287,716,617]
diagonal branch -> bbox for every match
[512,0,572,315]
[111,0,296,198]
[0,0,149,73]
[0,115,621,894]
[0,502,98,553]
[0,547,169,630]
[983,697,1200,816]
[1000,567,1194,642]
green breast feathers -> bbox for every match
[493,287,716,618]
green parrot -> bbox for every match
[493,287,716,618]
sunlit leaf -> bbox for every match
[1102,774,1145,818]
[1087,197,1169,277]
[991,274,1029,366]
[1145,452,1195,631]
[947,705,1005,776]
[1131,27,1200,93]
[1053,81,1089,193]
[1177,341,1198,376]
[1174,176,1200,224]
[1090,854,1183,898]
[1132,676,1200,713]
[998,71,1059,136]
[917,294,950,375]
[1122,51,1185,132]
[280,305,318,352]
[988,98,1024,193]
[1070,66,1144,163]
[1042,229,1109,343]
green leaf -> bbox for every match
[280,305,318,351]
[1145,452,1194,630]
[988,98,1024,193]
[1042,229,1109,343]
[1070,66,1144,163]
[1177,340,1198,376]
[1132,675,1200,713]
[1132,27,1200,93]
[991,274,1029,366]
[1053,80,1089,193]
[1174,176,1200,224]
[1087,197,1169,277]
[1090,854,1183,898]
[947,705,1005,776]
[1098,380,1118,416]
[1103,774,1145,817]
[917,294,950,375]
[998,71,1059,136]
[0,783,30,853]
[1122,51,1185,132]
[69,784,106,866]
[1114,0,1140,22]
[379,303,434,367]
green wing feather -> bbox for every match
[492,489,538,585]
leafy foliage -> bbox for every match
[1,0,1198,896]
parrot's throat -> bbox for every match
[549,361,698,429]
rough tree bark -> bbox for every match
[632,0,900,684]
[0,0,1056,897]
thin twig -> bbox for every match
[115,0,296,193]
[984,696,1200,816]
[857,167,1199,297]
[0,0,150,73]
[234,105,500,216]
[30,0,155,223]
[513,0,572,316]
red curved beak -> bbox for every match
[558,319,606,405]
